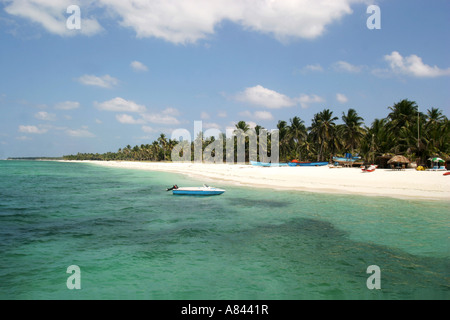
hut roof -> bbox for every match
[387,155,410,164]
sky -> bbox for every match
[0,0,449,158]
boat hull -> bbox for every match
[297,162,328,167]
[250,161,288,167]
[172,187,225,196]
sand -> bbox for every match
[60,160,450,201]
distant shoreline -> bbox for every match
[7,157,63,161]
[57,160,450,201]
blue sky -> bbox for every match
[0,0,449,158]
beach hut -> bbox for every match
[387,155,410,170]
[375,155,393,168]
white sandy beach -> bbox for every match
[61,160,450,201]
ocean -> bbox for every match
[0,160,448,300]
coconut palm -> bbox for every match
[277,120,289,161]
[157,134,168,161]
[309,109,338,161]
[287,116,307,161]
[340,108,366,155]
[234,120,250,133]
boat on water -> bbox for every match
[167,184,225,196]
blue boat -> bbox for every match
[250,161,288,167]
[333,153,362,163]
[297,162,328,167]
[169,185,225,196]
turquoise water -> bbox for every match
[0,160,448,300]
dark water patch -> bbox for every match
[226,197,291,209]
[227,217,450,299]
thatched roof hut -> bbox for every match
[387,155,410,164]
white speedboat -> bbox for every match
[167,184,225,196]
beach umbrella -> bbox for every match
[429,157,444,163]
[387,155,410,164]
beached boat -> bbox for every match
[288,161,328,167]
[297,162,328,167]
[361,164,377,172]
[333,156,362,163]
[167,185,225,196]
[333,156,364,166]
[250,161,288,167]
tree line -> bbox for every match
[64,99,449,165]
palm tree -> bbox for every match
[157,134,168,161]
[341,108,366,155]
[387,99,419,132]
[234,120,250,133]
[277,120,289,161]
[287,116,307,161]
[309,109,338,161]
[423,108,449,158]
[151,141,160,161]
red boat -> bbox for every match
[444,172,450,176]
[361,164,377,172]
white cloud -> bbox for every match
[333,61,363,73]
[236,85,325,110]
[162,108,181,116]
[116,114,145,125]
[297,94,325,109]
[236,85,296,109]
[95,98,181,126]
[239,110,273,121]
[18,125,48,134]
[98,0,362,44]
[4,1,367,43]
[16,136,32,141]
[4,0,103,37]
[200,112,210,120]
[55,101,80,110]
[254,111,274,121]
[142,126,157,133]
[203,122,221,130]
[141,113,181,125]
[383,51,450,78]
[77,74,119,88]
[336,93,348,104]
[66,128,95,138]
[217,111,227,118]
[95,97,146,113]
[35,111,57,121]
[130,60,148,72]
[300,64,324,73]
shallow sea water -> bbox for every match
[0,160,448,299]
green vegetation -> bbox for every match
[64,99,449,165]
